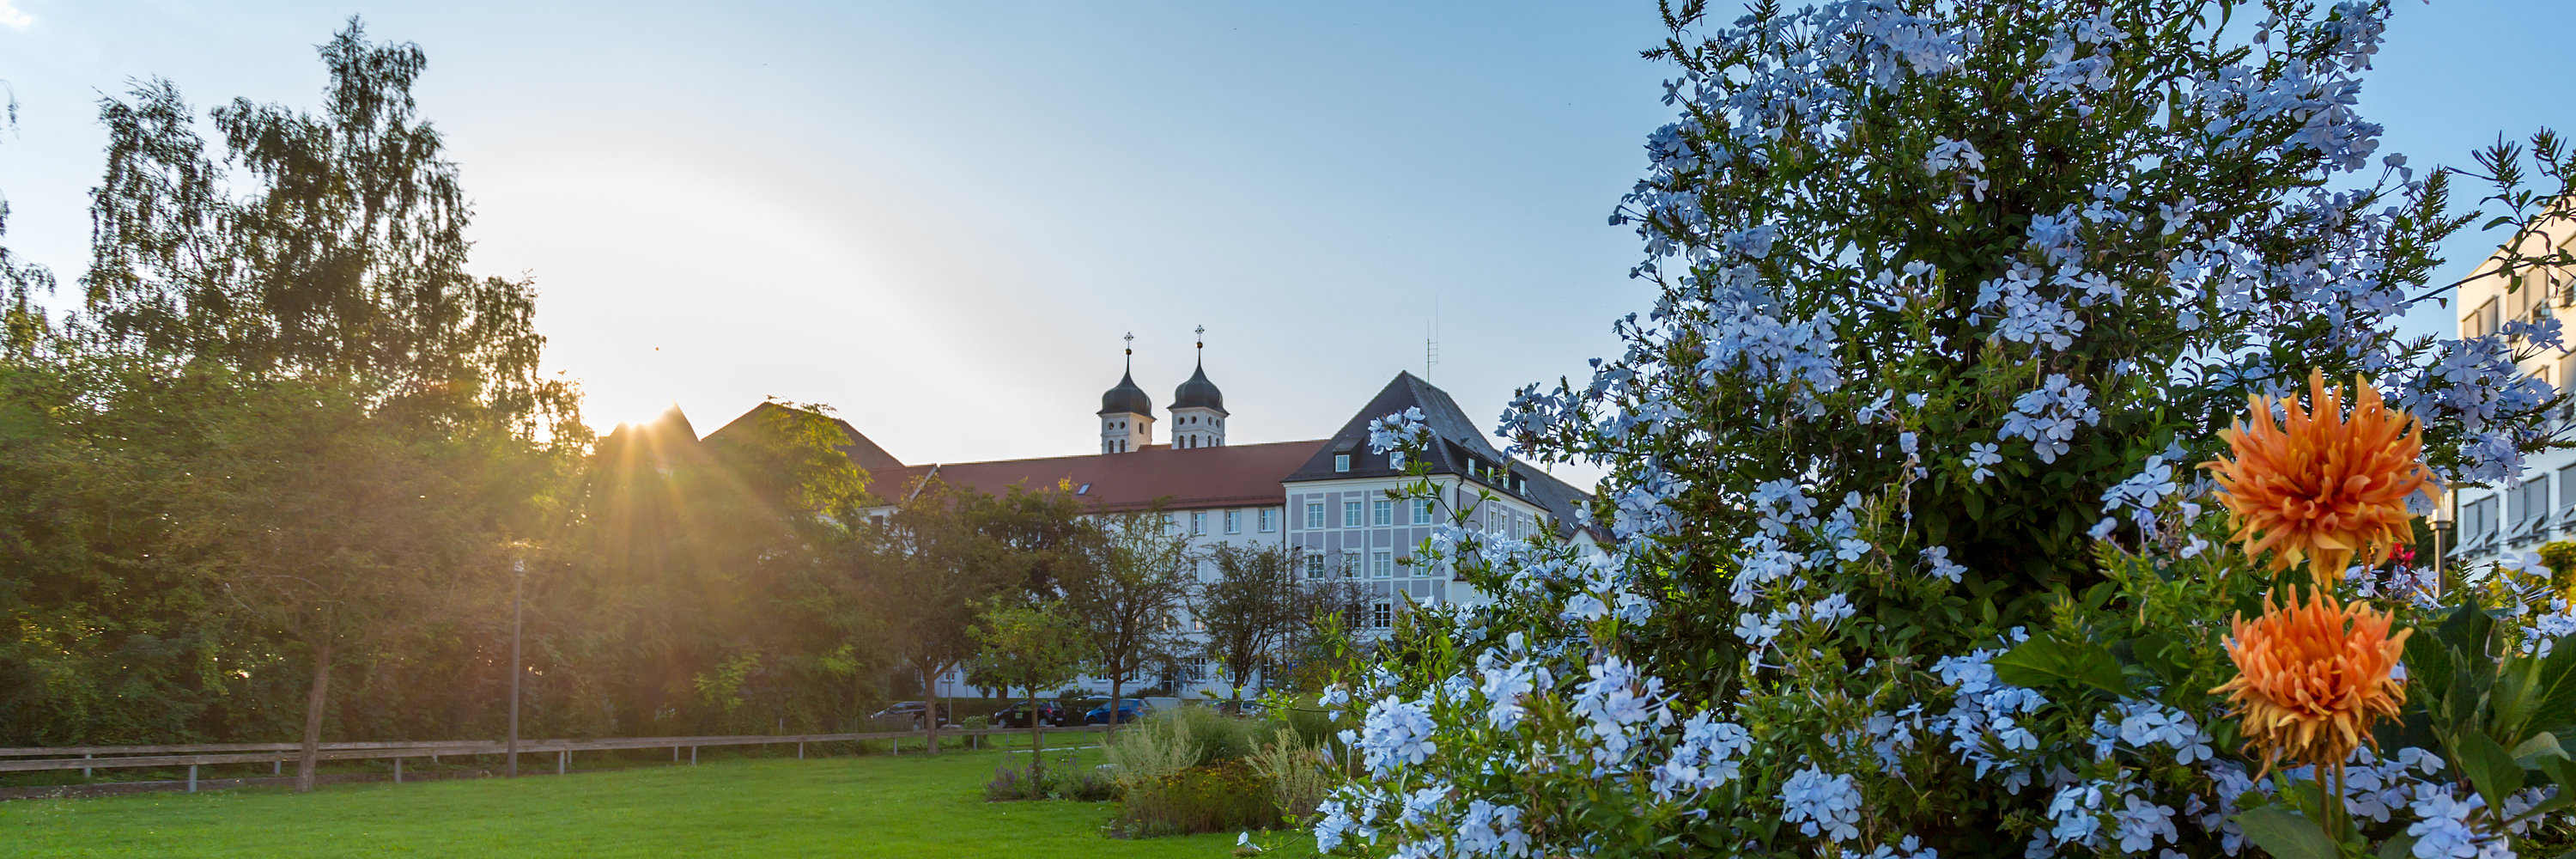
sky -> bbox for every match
[3,1,2571,492]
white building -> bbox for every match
[2448,209,2576,563]
[823,340,1593,700]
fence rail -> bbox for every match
[0,725,1112,792]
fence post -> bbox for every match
[797,741,805,759]
[186,765,197,793]
[274,759,282,776]
[394,758,403,784]
[690,746,697,766]
[82,753,91,779]
[557,750,567,775]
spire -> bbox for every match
[1172,325,1226,415]
[1100,332,1153,417]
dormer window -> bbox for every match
[1334,454,1351,472]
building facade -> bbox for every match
[817,348,1593,700]
[2449,209,2576,563]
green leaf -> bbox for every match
[2129,632,2188,685]
[1990,635,2128,698]
[2536,753,2576,792]
[2235,807,2338,859]
[2527,639,2576,740]
[2376,834,2418,859]
[2454,729,2527,813]
[2509,731,2565,766]
[2434,599,2494,660]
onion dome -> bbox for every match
[1173,361,1225,414]
[1100,369,1153,416]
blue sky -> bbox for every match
[2,2,2568,490]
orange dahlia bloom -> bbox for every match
[2202,369,2439,579]
[2211,588,2410,771]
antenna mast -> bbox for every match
[1425,299,1440,379]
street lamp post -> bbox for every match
[507,557,524,777]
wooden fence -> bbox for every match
[0,725,1112,795]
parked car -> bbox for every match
[869,701,950,728]
[993,700,1068,728]
[1083,698,1152,725]
[1214,699,1267,718]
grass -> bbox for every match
[2,742,1311,858]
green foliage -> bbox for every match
[1246,727,1331,823]
[1104,709,1206,793]
[1060,509,1191,716]
[2388,596,2576,819]
[1114,759,1279,838]
[2541,541,2576,594]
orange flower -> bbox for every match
[2211,588,2411,771]
[2202,369,2439,579]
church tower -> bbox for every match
[1170,326,1228,449]
[1099,333,1156,454]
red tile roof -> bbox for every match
[874,440,1328,513]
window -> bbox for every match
[2563,356,2576,425]
[2470,298,2501,338]
[1304,503,1324,529]
[1224,509,1242,533]
[2512,480,2550,544]
[1341,551,1361,578]
[1334,454,1351,472]
[1344,501,1363,528]
[2461,495,2500,551]
[1370,600,1393,629]
[1371,550,1393,578]
[1303,554,1326,579]
[1390,451,1406,470]
[1372,500,1393,527]
[1260,509,1278,532]
[1413,498,1435,523]
[2560,466,2576,527]
[1192,511,1207,535]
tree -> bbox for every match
[179,378,544,791]
[1060,509,1191,739]
[69,20,575,790]
[966,597,1091,782]
[1193,545,1303,707]
[83,19,563,425]
[850,480,1018,754]
[1323,2,2576,856]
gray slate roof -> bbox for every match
[1285,372,1592,536]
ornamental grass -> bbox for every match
[2202,369,2439,581]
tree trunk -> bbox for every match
[1107,675,1122,743]
[295,637,334,794]
[1027,685,1045,783]
[921,659,943,755]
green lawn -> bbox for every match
[2,745,1302,858]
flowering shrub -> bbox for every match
[1312,2,2576,857]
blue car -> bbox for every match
[1084,698,1151,724]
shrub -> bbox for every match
[1113,759,1275,838]
[1103,710,1195,792]
[983,765,1049,801]
[1270,704,1336,752]
[1246,728,1329,822]
[1059,766,1120,802]
[1164,705,1261,765]
[2542,540,2576,594]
